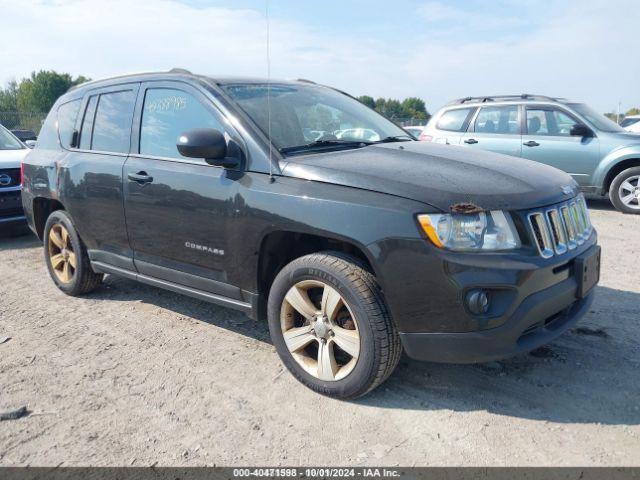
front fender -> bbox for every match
[592,144,640,189]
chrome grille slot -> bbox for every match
[560,206,577,250]
[527,195,592,258]
[528,212,554,258]
[546,209,567,254]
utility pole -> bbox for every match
[617,101,622,124]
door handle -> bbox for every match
[523,141,540,147]
[128,171,154,184]
[464,138,478,144]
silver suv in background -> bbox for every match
[421,95,640,214]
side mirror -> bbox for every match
[177,128,239,168]
[25,140,37,148]
[570,124,592,137]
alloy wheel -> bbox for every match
[48,223,76,283]
[618,175,640,210]
[280,280,360,381]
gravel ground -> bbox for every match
[0,199,638,466]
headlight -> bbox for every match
[417,210,520,251]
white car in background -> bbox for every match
[403,125,425,138]
[0,124,30,234]
[621,115,640,133]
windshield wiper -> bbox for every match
[375,135,413,143]
[279,140,371,155]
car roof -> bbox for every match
[444,94,570,108]
[68,69,319,93]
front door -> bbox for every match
[520,105,600,187]
[460,105,522,157]
[123,82,241,298]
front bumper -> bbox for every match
[0,187,27,232]
[400,273,595,363]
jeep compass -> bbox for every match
[22,71,600,399]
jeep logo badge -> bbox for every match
[0,174,12,186]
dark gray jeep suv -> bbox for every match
[22,70,600,398]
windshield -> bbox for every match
[221,83,410,154]
[0,126,24,150]
[568,103,625,133]
[621,117,640,128]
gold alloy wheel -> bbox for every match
[280,280,360,381]
[48,223,77,284]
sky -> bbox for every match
[1,0,638,114]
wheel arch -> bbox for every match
[594,148,640,194]
[32,197,66,240]
[257,229,380,300]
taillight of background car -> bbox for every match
[418,133,433,142]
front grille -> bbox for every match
[0,190,23,218]
[527,195,592,258]
[0,168,21,188]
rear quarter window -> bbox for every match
[436,108,475,132]
[57,99,81,149]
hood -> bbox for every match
[280,142,579,212]
[0,148,29,169]
[608,132,640,142]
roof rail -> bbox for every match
[295,78,317,84]
[450,94,562,105]
[169,68,193,75]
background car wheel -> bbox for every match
[44,210,103,296]
[267,251,401,399]
[609,166,640,214]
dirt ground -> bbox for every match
[0,198,638,466]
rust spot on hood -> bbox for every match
[450,202,484,214]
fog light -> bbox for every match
[466,289,489,315]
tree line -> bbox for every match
[0,70,89,128]
[357,95,430,121]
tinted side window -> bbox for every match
[140,88,224,159]
[474,106,519,134]
[57,99,81,148]
[91,90,136,153]
[79,96,98,150]
[436,108,474,132]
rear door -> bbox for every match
[123,81,243,298]
[520,105,600,186]
[62,83,139,269]
[428,107,476,144]
[460,104,522,157]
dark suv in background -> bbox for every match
[22,71,600,398]
[0,124,29,234]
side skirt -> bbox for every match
[91,261,254,316]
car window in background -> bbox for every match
[620,117,640,128]
[436,108,474,132]
[0,125,24,150]
[140,88,225,160]
[527,108,579,136]
[91,90,136,153]
[79,96,98,150]
[474,106,519,134]
[222,83,409,151]
[526,109,549,135]
[568,103,625,133]
[553,110,579,135]
[57,99,81,149]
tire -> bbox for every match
[267,251,401,399]
[43,210,103,295]
[609,166,640,214]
